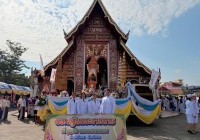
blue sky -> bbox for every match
[0,0,200,86]
[127,5,200,85]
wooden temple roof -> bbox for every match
[64,0,129,43]
[44,0,154,77]
[44,40,73,71]
[119,40,151,75]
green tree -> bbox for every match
[0,40,30,86]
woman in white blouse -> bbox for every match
[77,92,88,115]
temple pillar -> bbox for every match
[109,40,118,91]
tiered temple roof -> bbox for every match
[44,0,151,76]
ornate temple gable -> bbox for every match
[85,43,108,60]
[80,15,116,42]
[44,41,74,72]
[117,49,152,85]
[43,0,155,92]
[119,40,151,75]
[64,0,128,43]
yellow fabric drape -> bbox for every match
[131,105,161,124]
[48,100,68,115]
[47,98,161,124]
[115,101,132,119]
[37,105,50,122]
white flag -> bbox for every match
[149,69,159,89]
[50,68,57,82]
[39,54,45,76]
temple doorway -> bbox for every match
[67,79,74,96]
[85,57,107,89]
[97,58,107,89]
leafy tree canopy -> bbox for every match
[0,40,30,86]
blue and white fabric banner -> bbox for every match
[126,82,161,111]
[48,96,69,110]
[131,99,153,116]
[115,97,131,109]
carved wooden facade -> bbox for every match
[44,0,153,93]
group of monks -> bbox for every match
[67,88,115,115]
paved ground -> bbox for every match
[0,109,200,140]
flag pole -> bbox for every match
[39,53,45,77]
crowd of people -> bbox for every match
[2,87,199,136]
[0,87,113,124]
[161,95,200,114]
[161,93,200,134]
[12,87,116,125]
[16,95,47,124]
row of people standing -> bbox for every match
[185,93,199,134]
[161,96,186,113]
[68,88,116,115]
[0,96,10,121]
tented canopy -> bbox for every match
[0,82,31,95]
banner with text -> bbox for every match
[44,114,127,140]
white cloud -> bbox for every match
[0,0,200,63]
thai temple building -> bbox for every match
[159,79,184,96]
[43,0,155,95]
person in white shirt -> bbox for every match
[3,96,10,120]
[178,96,185,113]
[163,97,170,111]
[17,95,26,120]
[100,88,116,114]
[1,96,9,121]
[88,93,100,114]
[67,92,77,115]
[77,92,88,115]
[185,94,196,134]
[191,93,199,133]
[173,97,178,111]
